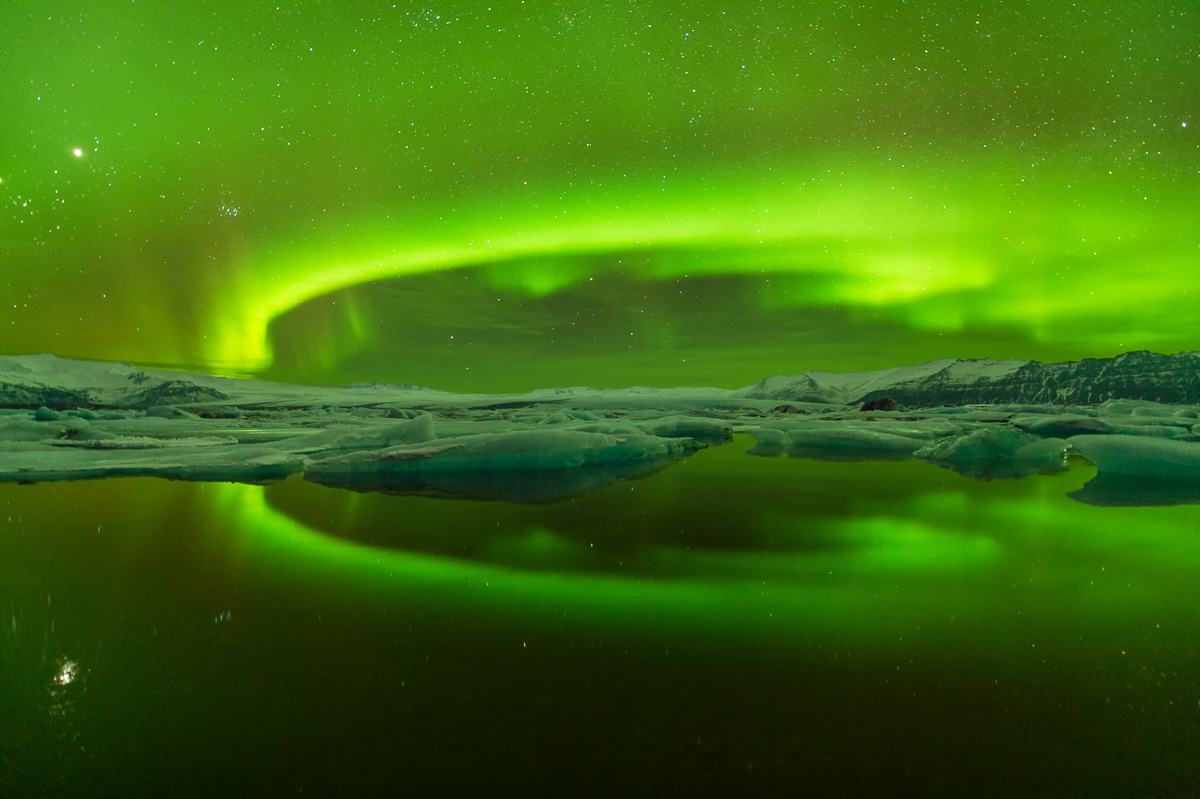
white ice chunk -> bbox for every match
[787,426,926,453]
[745,428,788,457]
[0,418,66,442]
[307,428,695,473]
[1107,423,1194,440]
[0,444,303,484]
[49,435,239,450]
[1098,399,1174,417]
[1068,435,1200,506]
[276,413,435,453]
[304,428,698,502]
[745,419,956,460]
[915,428,1070,480]
[1012,414,1113,437]
[639,416,733,444]
[1067,435,1200,479]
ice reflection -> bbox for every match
[261,437,1015,581]
[202,447,1200,662]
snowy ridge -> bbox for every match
[4,351,1200,413]
[735,352,1200,407]
[0,354,737,410]
[733,358,1029,404]
[0,354,456,409]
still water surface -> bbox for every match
[3,436,1199,796]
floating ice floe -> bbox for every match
[307,428,696,473]
[637,415,733,445]
[746,418,954,461]
[2,353,1199,506]
[275,413,436,453]
[1067,435,1200,506]
[915,428,1071,481]
[305,428,699,503]
[0,443,303,484]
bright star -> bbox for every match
[72,148,84,158]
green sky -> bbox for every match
[2,1,1197,390]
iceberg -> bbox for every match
[306,428,697,473]
[915,429,1071,481]
[305,428,699,503]
[1067,435,1200,506]
[638,415,734,445]
[747,418,953,462]
[0,443,303,484]
[275,413,437,454]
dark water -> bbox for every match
[3,436,1199,797]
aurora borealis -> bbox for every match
[2,2,1197,390]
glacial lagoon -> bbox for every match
[3,436,1199,797]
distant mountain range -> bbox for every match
[733,351,1200,407]
[3,350,1199,410]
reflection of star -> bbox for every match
[72,148,83,157]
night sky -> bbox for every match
[3,1,1197,391]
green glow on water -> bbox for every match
[239,441,1200,653]
[4,442,1200,793]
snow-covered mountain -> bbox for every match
[4,350,1199,411]
[0,353,225,408]
[734,351,1200,407]
[0,354,736,410]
